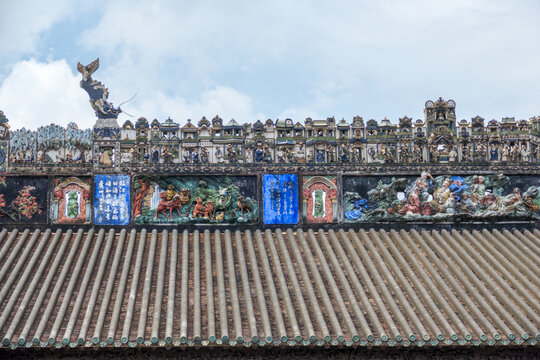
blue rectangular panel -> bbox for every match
[94,175,130,225]
[263,174,298,224]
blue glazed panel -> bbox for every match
[94,175,130,225]
[263,174,298,224]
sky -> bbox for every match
[0,0,539,130]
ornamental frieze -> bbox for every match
[2,60,540,227]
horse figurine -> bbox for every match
[155,193,182,220]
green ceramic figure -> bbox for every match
[314,189,325,218]
[67,191,79,218]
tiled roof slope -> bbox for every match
[0,227,538,349]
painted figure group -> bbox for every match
[133,176,258,225]
[345,172,540,222]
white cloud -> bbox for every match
[0,1,72,64]
[0,58,265,130]
[0,59,92,130]
[2,0,539,129]
[278,107,321,122]
[75,0,540,123]
[127,85,265,125]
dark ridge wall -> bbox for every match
[0,171,539,228]
[1,345,538,360]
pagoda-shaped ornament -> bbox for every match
[425,97,458,162]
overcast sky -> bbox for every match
[0,0,539,130]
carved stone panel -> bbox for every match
[51,176,92,224]
[132,175,258,225]
[302,175,338,223]
[0,176,48,223]
[343,173,540,223]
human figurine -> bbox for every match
[367,148,376,162]
[470,175,486,203]
[398,145,408,163]
[226,144,237,164]
[413,145,423,162]
[489,187,522,213]
[521,145,530,162]
[296,145,305,163]
[286,149,296,163]
[165,184,177,201]
[130,147,137,164]
[382,145,395,163]
[414,171,434,201]
[443,193,456,214]
[501,144,510,162]
[490,147,498,162]
[306,149,314,163]
[151,146,159,163]
[327,146,335,162]
[215,148,223,163]
[163,148,174,163]
[99,149,112,166]
[263,146,272,162]
[316,149,325,163]
[430,179,451,213]
[475,143,487,162]
[183,149,191,163]
[510,145,520,162]
[339,144,348,162]
[352,146,361,163]
[200,148,209,163]
[399,187,421,215]
[535,146,540,162]
[379,144,387,161]
[460,193,476,214]
[255,146,264,163]
[506,188,522,205]
[429,145,439,162]
[277,148,285,163]
[461,144,472,162]
[448,147,457,162]
[121,152,131,164]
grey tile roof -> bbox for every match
[0,227,538,349]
